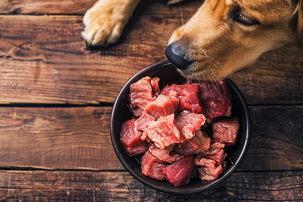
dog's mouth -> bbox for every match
[171,60,224,82]
[165,43,224,81]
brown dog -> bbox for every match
[82,0,303,80]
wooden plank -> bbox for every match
[0,60,138,104]
[0,15,303,104]
[0,107,124,170]
[0,0,97,14]
[0,106,303,171]
[230,47,303,104]
[0,170,303,201]
[241,106,303,171]
[0,0,201,15]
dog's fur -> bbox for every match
[82,0,303,80]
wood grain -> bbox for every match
[0,15,303,104]
[0,0,97,14]
[0,170,302,201]
[242,106,303,171]
[0,106,303,171]
[0,107,124,170]
[0,0,201,15]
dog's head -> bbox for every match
[166,0,303,80]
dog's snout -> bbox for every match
[165,43,190,70]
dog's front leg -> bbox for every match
[82,0,141,47]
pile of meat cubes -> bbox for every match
[120,76,239,187]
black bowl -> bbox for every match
[110,61,251,194]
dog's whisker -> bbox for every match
[178,0,184,26]
[210,69,223,96]
[200,48,225,80]
[155,32,172,40]
[171,24,180,30]
[157,41,169,47]
[156,44,168,50]
[206,71,222,97]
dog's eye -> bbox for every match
[232,13,259,26]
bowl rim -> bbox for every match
[110,61,251,194]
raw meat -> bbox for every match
[120,119,148,156]
[151,77,160,97]
[194,157,223,181]
[141,151,167,180]
[173,136,200,156]
[202,149,225,166]
[175,111,206,141]
[149,144,182,163]
[200,141,225,156]
[135,112,156,131]
[192,130,212,154]
[144,94,179,119]
[129,76,160,117]
[161,83,204,114]
[163,155,194,186]
[174,130,211,156]
[200,81,232,120]
[212,117,239,145]
[126,140,148,157]
[142,114,181,149]
[122,77,240,185]
[120,119,143,148]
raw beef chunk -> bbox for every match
[144,94,179,119]
[194,157,223,181]
[135,112,156,131]
[202,149,225,166]
[122,77,241,185]
[175,111,206,141]
[142,114,181,149]
[200,141,225,156]
[120,119,148,156]
[126,140,148,157]
[212,117,239,145]
[150,77,160,97]
[141,151,167,180]
[192,130,211,154]
[161,83,204,114]
[120,119,143,148]
[200,81,232,120]
[174,130,211,156]
[149,144,182,163]
[129,76,160,117]
[163,155,194,186]
[173,136,200,156]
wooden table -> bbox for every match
[0,0,303,201]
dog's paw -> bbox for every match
[81,2,126,47]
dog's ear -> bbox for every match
[291,0,303,46]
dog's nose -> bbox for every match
[165,43,190,70]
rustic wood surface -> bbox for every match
[0,0,303,201]
[0,7,303,104]
[0,106,302,172]
[0,170,303,201]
